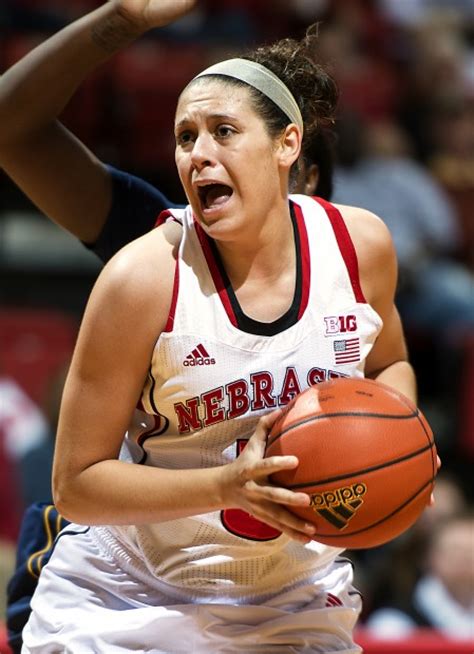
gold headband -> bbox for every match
[190,58,304,134]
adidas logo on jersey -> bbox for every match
[309,482,367,530]
[183,343,216,366]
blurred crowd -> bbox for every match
[0,0,473,640]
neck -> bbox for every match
[214,201,295,290]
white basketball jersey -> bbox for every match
[104,195,382,602]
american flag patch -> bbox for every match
[333,338,360,364]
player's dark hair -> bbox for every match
[302,129,335,200]
[242,25,338,145]
[245,29,339,191]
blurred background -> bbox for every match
[0,1,473,652]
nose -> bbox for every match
[190,132,216,172]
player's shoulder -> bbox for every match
[335,204,392,246]
[334,204,398,305]
[334,203,396,263]
[106,219,180,275]
[91,220,182,310]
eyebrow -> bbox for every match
[175,113,241,129]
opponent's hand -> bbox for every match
[220,410,316,544]
[116,0,199,32]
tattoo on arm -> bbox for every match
[91,13,141,54]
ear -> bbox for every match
[277,124,302,171]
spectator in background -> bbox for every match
[0,376,47,464]
[314,17,399,122]
[332,111,474,343]
[0,374,47,541]
[355,473,470,624]
[428,95,474,271]
[155,0,259,47]
[377,0,474,30]
[17,365,68,507]
[365,513,474,640]
[396,11,473,164]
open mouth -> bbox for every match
[197,183,233,211]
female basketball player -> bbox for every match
[1,6,335,651]
[10,2,415,652]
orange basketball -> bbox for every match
[266,377,437,549]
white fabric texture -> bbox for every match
[23,527,362,653]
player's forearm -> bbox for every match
[0,3,144,146]
[53,459,227,526]
[369,360,417,404]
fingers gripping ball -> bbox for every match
[265,377,437,549]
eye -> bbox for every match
[176,130,195,146]
[215,125,235,139]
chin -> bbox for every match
[199,214,243,241]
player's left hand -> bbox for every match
[219,409,316,544]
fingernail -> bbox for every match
[305,524,316,534]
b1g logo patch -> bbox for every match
[309,482,367,530]
[324,315,358,336]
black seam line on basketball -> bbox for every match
[266,409,419,448]
[392,391,437,480]
[312,476,435,539]
[415,410,437,481]
[284,441,435,489]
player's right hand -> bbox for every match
[115,0,198,32]
[219,411,317,544]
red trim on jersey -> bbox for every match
[154,209,173,228]
[153,209,181,332]
[154,209,179,332]
[313,197,366,303]
[163,258,180,333]
[154,210,183,229]
[193,219,239,327]
[292,201,311,319]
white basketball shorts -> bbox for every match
[22,525,362,653]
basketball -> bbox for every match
[266,377,437,549]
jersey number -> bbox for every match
[220,439,281,541]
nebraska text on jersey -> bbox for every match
[173,365,347,434]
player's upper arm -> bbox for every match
[53,223,179,488]
[0,120,112,243]
[338,205,409,376]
